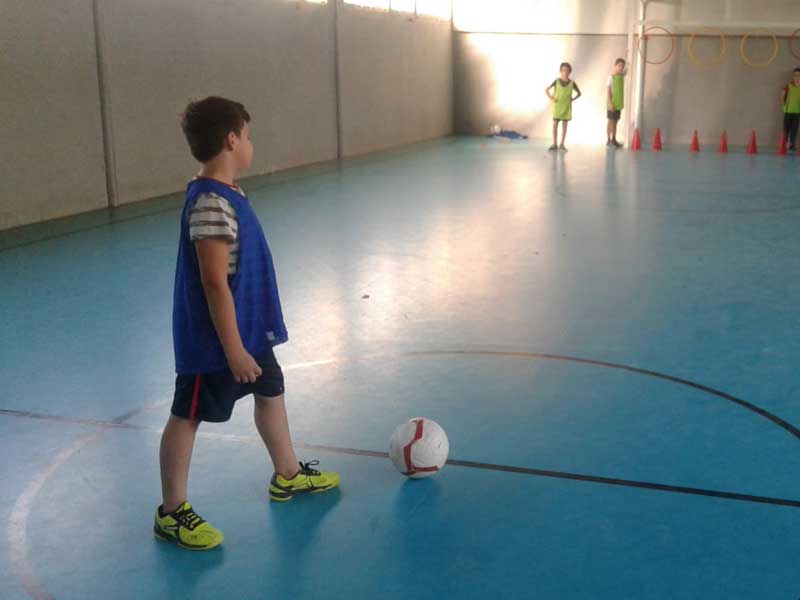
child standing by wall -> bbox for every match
[782,68,800,151]
[545,62,582,152]
[606,58,626,148]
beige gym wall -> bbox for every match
[96,0,339,206]
[337,6,453,157]
[1,0,455,229]
[0,0,108,230]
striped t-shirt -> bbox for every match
[188,185,244,275]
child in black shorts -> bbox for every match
[154,97,339,551]
[606,58,626,148]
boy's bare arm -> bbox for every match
[195,239,262,383]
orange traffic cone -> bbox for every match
[631,128,641,151]
[718,131,729,153]
[652,128,663,152]
[746,130,758,154]
[690,130,700,152]
[777,134,788,156]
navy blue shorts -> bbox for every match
[171,347,285,422]
[607,109,622,121]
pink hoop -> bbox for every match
[790,29,800,60]
[638,26,675,65]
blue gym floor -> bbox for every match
[3,137,800,599]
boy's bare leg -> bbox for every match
[611,119,619,142]
[560,121,568,147]
[552,121,559,147]
[607,120,613,142]
[160,414,200,513]
[254,394,300,478]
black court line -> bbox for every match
[445,458,800,508]
[3,407,800,510]
[406,350,800,442]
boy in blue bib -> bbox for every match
[155,97,339,551]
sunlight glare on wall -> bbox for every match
[453,0,627,34]
[391,0,416,12]
[416,0,452,20]
[469,34,556,115]
[454,0,569,32]
[344,0,390,9]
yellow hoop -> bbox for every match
[740,29,779,68]
[688,28,728,68]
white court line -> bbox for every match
[5,356,340,599]
[8,432,102,600]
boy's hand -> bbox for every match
[228,349,263,383]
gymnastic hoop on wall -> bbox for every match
[789,29,800,60]
[688,28,728,68]
[740,29,779,68]
[637,26,675,65]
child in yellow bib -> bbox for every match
[781,67,800,151]
[545,62,582,152]
[606,58,626,148]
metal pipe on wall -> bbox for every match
[333,0,343,161]
[92,0,119,208]
[632,0,648,143]
[625,0,636,145]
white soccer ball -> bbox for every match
[389,418,449,478]
[491,124,501,135]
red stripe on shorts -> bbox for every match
[189,375,202,420]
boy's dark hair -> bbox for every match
[180,96,251,163]
[615,58,626,67]
[794,67,800,73]
[560,62,572,72]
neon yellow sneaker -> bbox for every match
[153,502,224,550]
[269,460,340,502]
